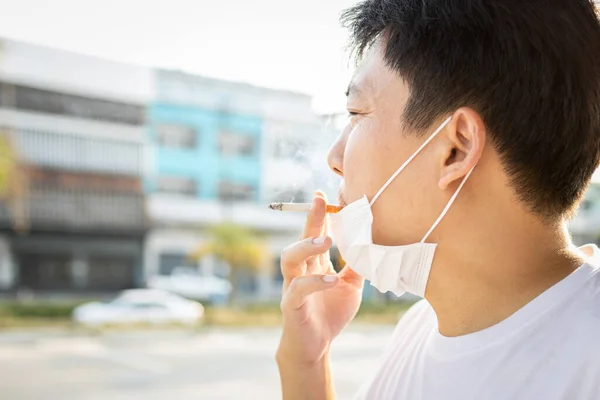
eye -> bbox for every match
[346,111,361,131]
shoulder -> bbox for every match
[582,267,600,328]
[550,264,600,359]
[579,263,600,323]
[390,299,436,341]
[399,299,435,325]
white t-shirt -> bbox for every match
[354,246,600,400]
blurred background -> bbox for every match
[0,1,598,399]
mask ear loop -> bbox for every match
[420,165,476,243]
[369,116,453,207]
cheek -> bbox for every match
[342,121,385,201]
[340,119,443,245]
[371,155,441,245]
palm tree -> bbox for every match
[189,223,269,303]
[0,129,29,233]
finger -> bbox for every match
[316,253,336,275]
[316,190,329,238]
[281,237,333,284]
[321,214,332,260]
[339,265,364,289]
[302,194,327,240]
[323,212,331,237]
[281,274,340,310]
[305,255,333,275]
[312,192,332,274]
[315,189,328,200]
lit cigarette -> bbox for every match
[268,202,343,213]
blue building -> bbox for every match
[147,82,263,203]
[144,71,272,285]
[144,70,330,300]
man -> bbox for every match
[276,0,600,399]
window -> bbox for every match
[156,176,197,196]
[88,256,135,290]
[5,83,144,125]
[218,131,256,156]
[16,129,142,176]
[159,252,192,275]
[218,181,255,202]
[18,253,72,290]
[156,124,197,149]
[131,303,168,310]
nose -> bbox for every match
[327,134,346,177]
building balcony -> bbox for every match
[0,187,147,234]
[6,126,144,177]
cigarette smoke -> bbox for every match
[269,114,342,204]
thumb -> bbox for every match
[281,274,340,311]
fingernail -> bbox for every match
[323,275,339,283]
[312,237,326,245]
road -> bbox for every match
[0,325,395,400]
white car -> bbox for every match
[147,267,232,303]
[72,289,204,327]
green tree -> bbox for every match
[190,223,269,303]
[0,130,29,233]
[0,43,29,233]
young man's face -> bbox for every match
[327,46,458,246]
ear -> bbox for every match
[438,108,486,190]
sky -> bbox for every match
[0,0,358,113]
[2,0,599,183]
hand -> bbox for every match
[277,192,364,365]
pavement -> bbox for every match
[0,325,395,400]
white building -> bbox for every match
[0,38,152,293]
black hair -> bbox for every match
[341,0,600,219]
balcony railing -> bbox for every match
[7,128,143,176]
[1,82,145,126]
[0,188,147,233]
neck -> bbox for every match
[425,210,583,338]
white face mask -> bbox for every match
[330,117,475,297]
